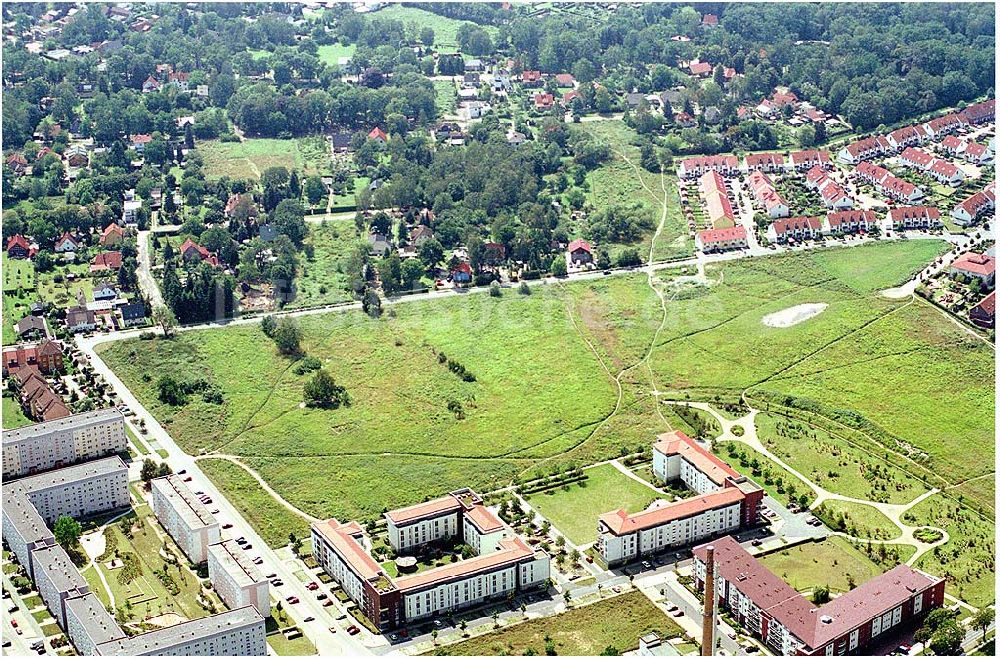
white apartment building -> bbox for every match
[597,431,763,566]
[3,408,127,479]
[395,537,549,622]
[94,606,267,656]
[30,544,89,628]
[385,496,462,552]
[208,541,269,617]
[65,593,127,656]
[151,475,220,564]
[11,456,130,525]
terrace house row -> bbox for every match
[311,488,549,630]
[693,536,944,656]
[898,147,966,186]
[596,432,763,566]
[804,167,852,209]
[952,181,996,226]
[855,162,925,203]
[699,171,736,228]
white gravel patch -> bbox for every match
[762,303,829,328]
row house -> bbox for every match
[806,167,852,209]
[824,210,877,235]
[923,112,967,137]
[938,135,965,156]
[951,182,996,226]
[855,162,924,203]
[885,124,931,150]
[837,135,890,164]
[958,98,995,125]
[699,171,736,228]
[693,536,944,656]
[696,226,747,253]
[677,155,740,179]
[747,171,789,218]
[960,141,992,164]
[2,341,64,377]
[767,216,822,243]
[899,147,935,170]
[887,206,941,230]
[926,158,965,186]
[788,149,831,172]
[744,152,785,174]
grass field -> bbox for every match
[372,5,498,52]
[525,463,662,546]
[717,441,816,508]
[754,412,928,504]
[760,537,883,595]
[100,236,992,606]
[198,458,311,548]
[571,121,693,261]
[35,262,93,309]
[199,137,330,180]
[814,500,900,540]
[433,79,458,116]
[2,395,32,429]
[316,43,356,67]
[3,255,34,291]
[287,220,359,309]
[431,591,684,656]
[268,631,317,656]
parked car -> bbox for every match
[178,469,186,474]
[222,523,233,529]
[347,625,360,635]
[286,596,299,604]
[303,616,314,623]
[317,593,328,600]
[183,476,193,482]
[323,599,334,607]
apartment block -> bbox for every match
[693,536,944,655]
[596,432,763,566]
[312,488,548,630]
[94,606,267,656]
[151,475,220,563]
[2,408,127,479]
[208,540,269,617]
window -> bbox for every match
[913,593,923,614]
[849,629,859,651]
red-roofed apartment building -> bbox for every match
[823,210,877,235]
[949,252,995,286]
[311,488,549,630]
[693,535,944,656]
[748,171,789,218]
[595,431,762,566]
[744,152,785,174]
[696,226,748,253]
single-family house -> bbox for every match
[90,251,123,273]
[520,70,543,87]
[130,134,153,153]
[65,144,89,167]
[331,132,354,152]
[969,291,995,329]
[6,153,28,175]
[14,316,48,340]
[368,127,388,142]
[6,234,34,259]
[92,281,119,301]
[410,225,434,247]
[142,75,160,93]
[534,93,554,110]
[65,306,97,333]
[167,71,190,90]
[451,262,473,284]
[179,238,220,266]
[54,232,80,253]
[120,302,147,327]
[100,223,124,247]
[951,183,995,226]
[568,238,593,265]
[949,252,995,286]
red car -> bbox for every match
[306,582,318,591]
[347,625,360,636]
[286,596,299,604]
[183,476,193,482]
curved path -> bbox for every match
[193,454,320,523]
[663,400,949,564]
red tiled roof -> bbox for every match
[955,187,995,217]
[940,135,963,150]
[130,133,152,144]
[746,152,784,168]
[554,73,574,86]
[973,291,995,316]
[568,238,592,254]
[880,175,918,198]
[101,223,123,239]
[689,61,712,76]
[697,226,747,244]
[817,179,849,203]
[701,13,718,26]
[700,171,735,226]
[91,251,123,270]
[465,505,504,534]
[534,92,554,108]
[771,216,822,234]
[394,537,536,591]
[693,537,942,652]
[599,488,744,536]
[888,206,940,223]
[680,155,739,172]
[951,252,995,277]
[900,147,934,168]
[452,262,473,275]
[653,431,740,485]
[959,99,995,124]
[368,127,388,141]
[929,159,960,178]
[826,210,875,228]
[856,161,890,183]
[964,142,988,157]
[312,519,385,582]
[521,70,542,82]
[385,495,462,525]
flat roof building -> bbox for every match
[64,593,127,656]
[94,606,266,656]
[208,540,269,617]
[151,475,220,563]
[3,408,126,479]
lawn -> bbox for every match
[433,79,458,116]
[36,262,93,309]
[753,412,928,505]
[316,42,355,67]
[267,631,317,656]
[199,137,330,180]
[372,5,498,52]
[3,395,32,429]
[571,121,693,262]
[2,286,33,345]
[286,220,360,309]
[814,500,900,540]
[198,458,311,548]
[902,493,995,607]
[717,441,816,508]
[759,537,884,595]
[85,503,223,622]
[3,255,35,291]
[525,463,662,546]
[431,591,684,656]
